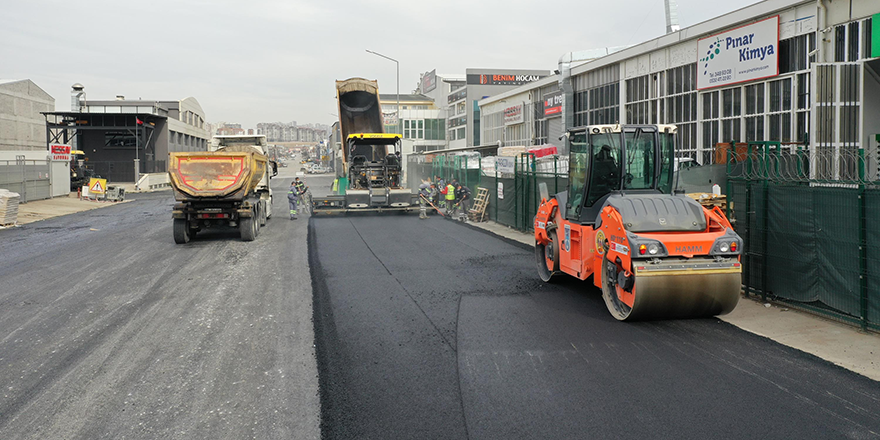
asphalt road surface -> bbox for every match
[311,211,880,439]
[0,169,319,439]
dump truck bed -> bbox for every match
[168,151,268,201]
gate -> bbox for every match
[0,157,50,203]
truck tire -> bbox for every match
[173,218,190,244]
[240,215,257,241]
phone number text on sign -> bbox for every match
[708,68,733,84]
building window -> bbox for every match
[701,91,720,164]
[796,72,810,143]
[767,78,792,142]
[744,83,765,142]
[424,119,445,141]
[573,64,620,127]
[661,63,697,160]
[403,119,425,139]
[779,33,816,74]
[625,75,651,125]
[720,87,742,143]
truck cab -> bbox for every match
[346,133,402,190]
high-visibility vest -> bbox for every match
[331,178,338,192]
[445,184,455,200]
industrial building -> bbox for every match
[0,79,55,154]
[479,0,880,180]
[0,79,65,200]
[43,85,210,183]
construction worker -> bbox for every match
[444,181,455,215]
[454,182,472,217]
[418,180,431,219]
[294,177,308,211]
[287,181,299,220]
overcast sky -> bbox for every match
[2,0,760,129]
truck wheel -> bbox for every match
[240,216,257,241]
[173,218,190,244]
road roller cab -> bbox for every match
[534,124,742,321]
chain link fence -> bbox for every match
[727,141,879,331]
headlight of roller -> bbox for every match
[628,234,668,259]
[710,232,743,256]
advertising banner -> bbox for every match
[421,69,437,93]
[697,16,779,90]
[50,144,71,161]
[543,91,563,117]
[503,103,524,126]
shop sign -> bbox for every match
[543,91,563,117]
[496,156,515,173]
[467,73,545,86]
[383,111,398,126]
[697,16,779,90]
[50,144,71,161]
[873,13,880,58]
[503,103,524,126]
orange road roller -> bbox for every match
[534,124,742,320]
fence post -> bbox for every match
[744,182,752,297]
[494,168,498,223]
[514,156,519,230]
[859,183,868,331]
[16,155,26,203]
[761,179,769,301]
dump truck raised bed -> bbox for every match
[534,124,742,321]
[311,78,415,213]
[168,135,276,243]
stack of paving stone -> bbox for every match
[0,189,20,226]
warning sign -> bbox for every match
[89,178,107,194]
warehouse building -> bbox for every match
[479,0,880,179]
[44,85,210,182]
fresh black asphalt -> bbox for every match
[310,214,880,440]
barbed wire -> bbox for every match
[728,145,879,185]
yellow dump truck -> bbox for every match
[168,135,276,243]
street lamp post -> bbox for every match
[365,50,400,138]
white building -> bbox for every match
[480,0,880,180]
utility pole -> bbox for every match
[365,50,401,137]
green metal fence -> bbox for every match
[406,153,568,231]
[727,141,879,331]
